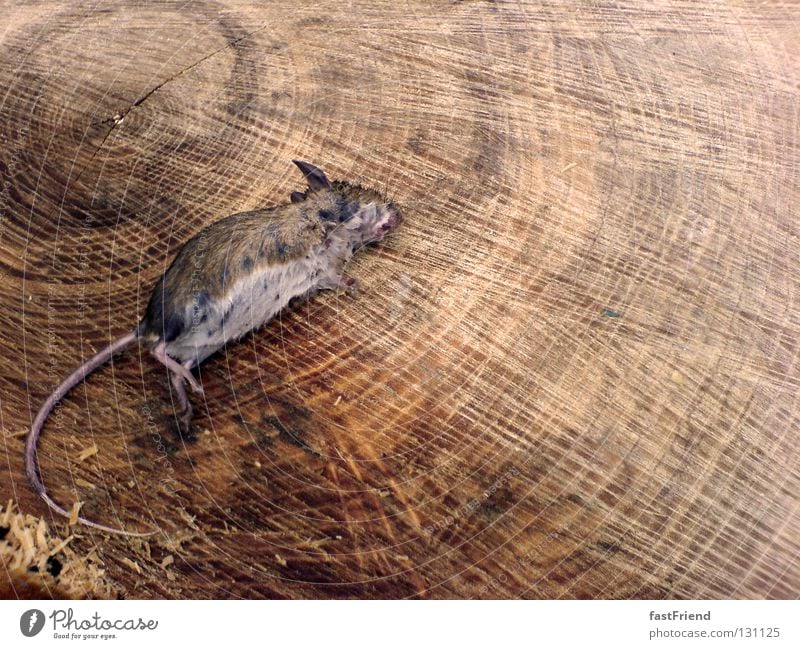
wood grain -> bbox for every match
[0,0,798,598]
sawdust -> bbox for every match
[0,501,116,599]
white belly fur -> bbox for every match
[165,237,348,365]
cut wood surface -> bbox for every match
[1,0,798,598]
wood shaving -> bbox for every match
[120,557,142,574]
[36,519,47,548]
[68,501,83,526]
[77,444,99,461]
[0,501,115,598]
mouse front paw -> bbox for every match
[319,274,358,294]
[341,275,359,295]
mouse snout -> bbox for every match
[358,202,403,244]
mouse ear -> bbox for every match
[290,191,305,203]
[293,160,330,191]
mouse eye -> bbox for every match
[318,209,336,221]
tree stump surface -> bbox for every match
[0,1,798,598]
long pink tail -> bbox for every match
[26,330,155,537]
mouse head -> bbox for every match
[292,160,403,246]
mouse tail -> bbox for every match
[26,330,157,537]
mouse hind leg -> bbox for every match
[152,342,202,435]
[169,360,196,435]
[152,342,203,393]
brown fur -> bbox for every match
[141,205,326,339]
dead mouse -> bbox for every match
[26,160,403,536]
